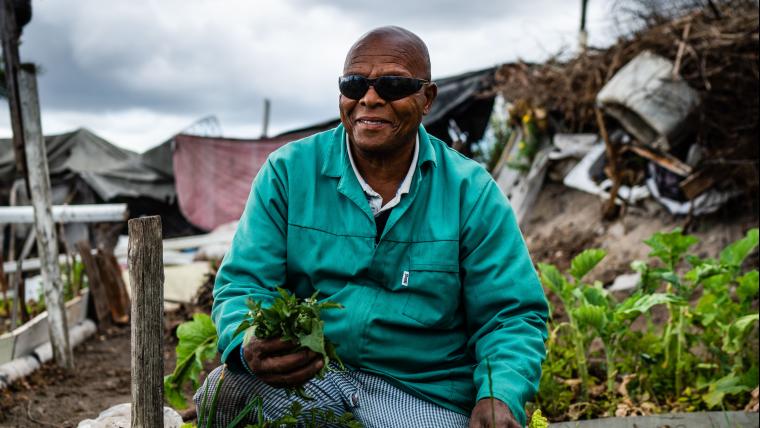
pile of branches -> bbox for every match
[494,0,758,192]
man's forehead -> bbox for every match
[344,41,426,75]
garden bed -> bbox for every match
[548,411,758,428]
[0,288,89,365]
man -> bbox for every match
[198,26,548,427]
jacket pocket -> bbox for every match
[401,241,461,327]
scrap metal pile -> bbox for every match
[492,0,758,218]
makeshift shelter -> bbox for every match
[0,128,196,239]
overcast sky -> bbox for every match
[1,0,624,152]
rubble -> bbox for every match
[492,0,758,217]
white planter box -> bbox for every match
[0,289,90,364]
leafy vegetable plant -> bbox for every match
[165,313,219,409]
[234,287,345,400]
[536,227,759,421]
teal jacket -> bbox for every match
[213,124,548,424]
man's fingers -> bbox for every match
[252,337,299,356]
[257,349,320,374]
[259,358,324,387]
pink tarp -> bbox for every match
[173,134,296,231]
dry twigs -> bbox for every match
[494,0,759,194]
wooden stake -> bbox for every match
[128,216,164,428]
[0,0,29,184]
[95,250,129,324]
[76,240,111,328]
[595,108,622,220]
[18,63,73,369]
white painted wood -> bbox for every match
[0,289,89,365]
[0,204,127,224]
[18,65,73,369]
[34,319,96,364]
[0,319,96,390]
[494,135,552,227]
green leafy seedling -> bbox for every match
[234,287,345,399]
[164,313,219,409]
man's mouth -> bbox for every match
[356,117,391,127]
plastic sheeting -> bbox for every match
[0,128,175,203]
[172,134,291,231]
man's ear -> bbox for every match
[422,83,437,115]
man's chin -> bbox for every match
[350,133,394,154]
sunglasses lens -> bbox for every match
[339,75,425,101]
[375,77,422,101]
[339,76,369,100]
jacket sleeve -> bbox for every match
[212,158,288,363]
[460,178,549,426]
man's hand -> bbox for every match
[242,336,324,388]
[469,398,521,428]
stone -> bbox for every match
[77,403,184,428]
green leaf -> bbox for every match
[573,305,606,332]
[569,249,606,282]
[582,286,608,308]
[654,270,681,287]
[616,293,683,321]
[702,372,754,408]
[694,293,721,326]
[538,263,568,297]
[644,228,699,269]
[737,270,759,302]
[176,313,217,360]
[719,228,759,268]
[630,260,648,273]
[528,409,549,428]
[684,261,726,285]
[298,318,326,355]
[164,313,219,409]
[723,313,759,354]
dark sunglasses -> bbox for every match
[338,75,430,101]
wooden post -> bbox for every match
[261,98,271,138]
[76,240,111,328]
[95,250,130,324]
[128,216,164,428]
[18,63,73,369]
[595,108,622,220]
[0,0,29,183]
[579,0,589,52]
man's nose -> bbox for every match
[359,85,385,107]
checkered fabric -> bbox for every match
[194,365,470,427]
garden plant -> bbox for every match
[536,228,759,420]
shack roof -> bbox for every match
[0,128,175,203]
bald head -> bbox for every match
[344,26,431,80]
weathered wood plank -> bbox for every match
[105,251,131,316]
[95,251,129,325]
[128,216,164,428]
[75,241,111,327]
[18,64,73,369]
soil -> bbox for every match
[0,306,216,428]
[0,183,756,427]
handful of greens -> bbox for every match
[234,287,344,399]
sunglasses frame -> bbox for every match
[339,75,431,101]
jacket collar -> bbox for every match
[321,123,438,178]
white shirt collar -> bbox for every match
[346,134,419,216]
